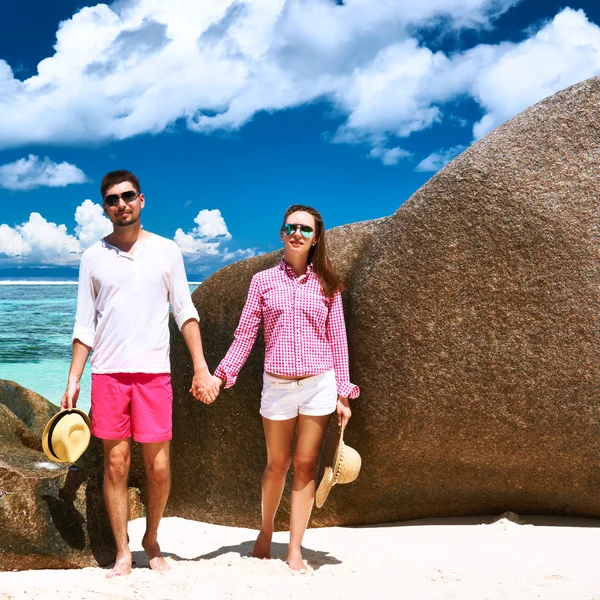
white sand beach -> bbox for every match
[1,513,600,599]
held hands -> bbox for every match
[336,395,351,427]
[190,367,222,404]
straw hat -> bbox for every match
[42,409,91,463]
[315,423,361,508]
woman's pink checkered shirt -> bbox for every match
[214,260,359,399]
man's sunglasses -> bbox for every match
[103,190,140,207]
[282,223,314,238]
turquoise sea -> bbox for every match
[0,280,199,413]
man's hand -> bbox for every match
[180,319,222,404]
[190,367,221,404]
[61,379,80,411]
[62,340,90,411]
[336,396,351,427]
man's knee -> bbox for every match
[145,456,171,487]
[104,451,131,482]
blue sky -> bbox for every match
[1,0,600,279]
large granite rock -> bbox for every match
[0,380,115,570]
[343,77,600,525]
[169,75,600,528]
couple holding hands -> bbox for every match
[62,170,359,577]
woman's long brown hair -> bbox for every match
[281,204,344,298]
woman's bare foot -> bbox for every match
[106,550,132,578]
[286,549,310,573]
[142,534,172,572]
[252,530,272,559]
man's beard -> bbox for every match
[114,214,140,227]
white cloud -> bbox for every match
[0,0,518,159]
[416,145,467,172]
[333,40,445,142]
[193,209,231,240]
[369,145,411,166]
[174,209,230,256]
[173,230,221,257]
[469,8,600,138]
[0,155,88,191]
[174,208,256,269]
[0,200,111,265]
[74,200,114,249]
[0,200,257,273]
[0,213,79,264]
[0,224,29,256]
[222,248,258,263]
[1,3,598,166]
[0,201,254,271]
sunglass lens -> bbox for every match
[121,191,138,201]
[283,223,314,237]
[103,191,138,206]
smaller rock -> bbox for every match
[491,511,528,530]
[495,511,527,524]
[128,487,144,520]
[0,380,116,570]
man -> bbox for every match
[62,170,219,577]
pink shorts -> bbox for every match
[91,373,173,443]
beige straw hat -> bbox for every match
[315,423,361,508]
[42,409,91,463]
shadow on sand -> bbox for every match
[128,540,341,572]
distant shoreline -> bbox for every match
[0,280,203,285]
[0,280,79,285]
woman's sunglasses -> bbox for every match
[282,223,314,238]
[103,190,140,207]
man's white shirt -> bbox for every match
[73,233,199,374]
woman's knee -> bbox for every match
[292,454,318,478]
[266,455,292,476]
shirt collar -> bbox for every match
[279,259,314,280]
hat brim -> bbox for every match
[315,423,344,508]
[41,408,91,463]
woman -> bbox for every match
[208,205,359,571]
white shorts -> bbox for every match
[260,370,338,421]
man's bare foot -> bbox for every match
[142,534,172,572]
[286,549,310,573]
[106,550,132,578]
[252,530,272,559]
[148,555,172,572]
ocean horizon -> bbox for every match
[0,279,204,285]
[0,278,201,412]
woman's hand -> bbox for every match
[336,395,351,427]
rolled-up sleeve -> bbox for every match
[168,247,199,330]
[326,291,360,399]
[72,261,97,348]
